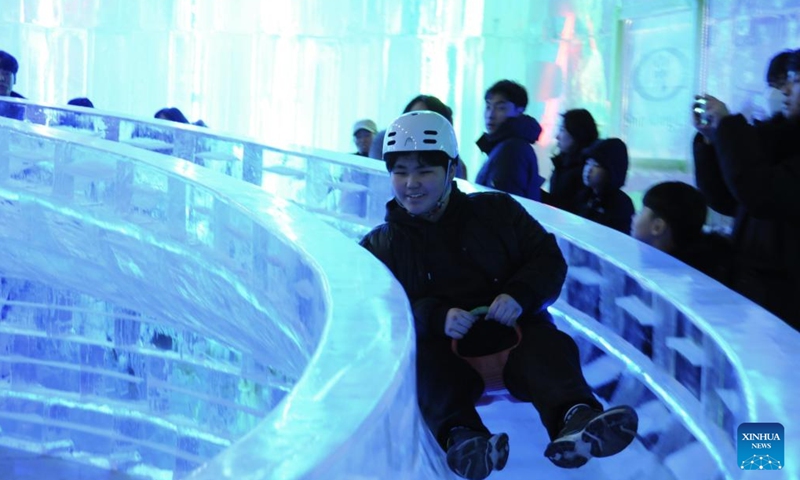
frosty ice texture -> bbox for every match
[0,116,448,478]
[1,104,800,479]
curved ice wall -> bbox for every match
[2,100,800,480]
[0,114,451,479]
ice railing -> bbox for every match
[0,116,452,479]
[2,99,800,479]
[0,98,389,240]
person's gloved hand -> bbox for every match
[486,294,522,326]
[444,308,478,339]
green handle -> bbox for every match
[470,306,489,316]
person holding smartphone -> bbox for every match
[691,49,800,330]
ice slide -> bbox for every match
[1,104,798,479]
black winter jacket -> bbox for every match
[694,114,800,328]
[574,189,634,235]
[475,115,544,201]
[672,232,732,283]
[359,183,567,340]
[574,139,634,234]
[543,151,585,213]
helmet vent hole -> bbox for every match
[387,131,397,137]
[422,139,437,144]
[387,140,396,146]
[423,130,437,135]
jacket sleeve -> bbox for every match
[410,298,451,340]
[358,228,390,266]
[359,226,407,292]
[486,140,541,200]
[714,114,800,220]
[693,132,738,216]
[500,197,567,314]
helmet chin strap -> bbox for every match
[397,160,454,219]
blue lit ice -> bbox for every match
[2,1,800,477]
[1,102,799,480]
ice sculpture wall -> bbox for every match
[0,0,632,178]
[4,0,800,176]
[701,0,800,114]
[0,114,451,479]
[3,100,800,480]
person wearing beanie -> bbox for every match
[632,181,731,281]
[543,109,599,213]
[0,50,24,98]
[475,80,544,201]
[575,138,634,234]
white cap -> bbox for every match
[352,119,377,135]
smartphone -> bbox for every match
[693,96,709,126]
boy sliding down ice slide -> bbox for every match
[360,110,638,480]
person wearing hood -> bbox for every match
[575,138,634,234]
[360,110,638,480]
[475,80,544,201]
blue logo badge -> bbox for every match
[738,423,784,470]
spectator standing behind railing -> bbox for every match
[155,107,190,123]
[741,50,792,124]
[351,119,376,157]
[154,107,208,128]
[475,80,544,201]
[58,97,95,129]
[692,49,800,330]
[67,97,94,108]
[574,138,634,234]
[0,50,24,99]
[632,181,731,282]
[541,109,599,213]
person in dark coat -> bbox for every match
[692,49,800,330]
[475,80,543,201]
[0,50,25,99]
[542,109,599,213]
[574,138,634,234]
[154,107,190,124]
[742,49,792,123]
[360,110,638,480]
[632,181,731,281]
[67,97,94,108]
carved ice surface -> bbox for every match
[0,116,449,479]
[1,99,800,479]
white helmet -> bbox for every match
[383,110,458,160]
